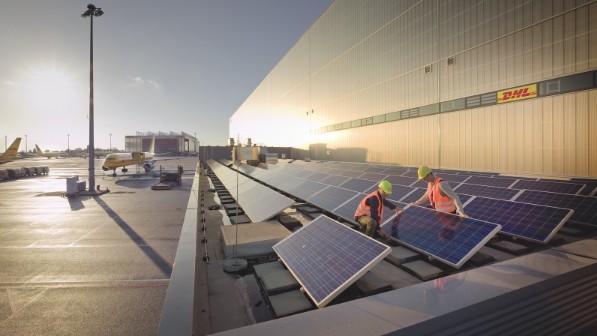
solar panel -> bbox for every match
[385,175,416,187]
[380,206,501,268]
[511,179,586,195]
[464,197,573,243]
[305,172,330,182]
[288,180,326,201]
[338,178,378,193]
[438,173,470,183]
[358,172,389,182]
[454,183,520,201]
[363,166,387,174]
[382,166,409,175]
[207,161,295,222]
[570,178,597,196]
[466,176,517,188]
[276,176,307,194]
[331,194,364,224]
[402,170,420,178]
[400,188,427,203]
[513,190,597,225]
[293,169,317,179]
[320,175,351,186]
[273,215,391,308]
[307,186,359,213]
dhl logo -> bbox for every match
[497,84,537,103]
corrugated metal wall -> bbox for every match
[229,0,597,177]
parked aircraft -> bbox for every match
[0,138,22,164]
[101,136,156,176]
[35,145,61,159]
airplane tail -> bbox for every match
[2,137,21,158]
[149,135,155,154]
[35,144,44,155]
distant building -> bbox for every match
[125,131,197,154]
[230,0,597,178]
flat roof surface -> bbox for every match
[0,156,197,335]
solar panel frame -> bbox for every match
[273,215,391,308]
[380,206,501,268]
[464,196,574,243]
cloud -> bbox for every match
[124,76,160,90]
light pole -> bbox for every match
[82,4,103,191]
[109,133,112,151]
[25,134,27,153]
[67,134,70,153]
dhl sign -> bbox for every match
[497,84,537,103]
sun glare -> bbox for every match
[20,67,81,114]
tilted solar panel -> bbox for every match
[363,166,387,174]
[338,178,378,193]
[511,179,586,195]
[273,215,391,308]
[289,180,327,201]
[320,175,351,186]
[305,172,330,182]
[382,166,409,175]
[358,172,389,182]
[380,206,501,268]
[464,197,573,243]
[570,178,597,196]
[307,186,359,213]
[402,170,420,178]
[332,194,364,224]
[513,190,597,225]
[436,173,470,183]
[454,183,520,201]
[385,175,417,187]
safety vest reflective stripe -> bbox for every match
[426,177,456,213]
[354,191,384,223]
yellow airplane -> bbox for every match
[101,136,155,177]
[35,144,61,159]
[0,137,22,164]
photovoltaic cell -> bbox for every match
[273,215,391,308]
[382,167,409,175]
[437,173,470,183]
[513,190,597,225]
[464,197,573,243]
[454,183,520,201]
[380,206,501,268]
[338,170,363,178]
[402,170,420,178]
[511,179,585,195]
[307,186,359,213]
[363,166,387,174]
[331,195,364,224]
[570,178,597,196]
[289,180,326,201]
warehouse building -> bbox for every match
[229,0,597,178]
[125,131,197,154]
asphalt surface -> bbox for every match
[0,156,197,335]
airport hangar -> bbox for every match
[229,0,597,178]
[125,131,198,154]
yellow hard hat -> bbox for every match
[378,180,392,194]
[418,166,432,179]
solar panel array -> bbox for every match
[206,160,294,222]
[210,159,595,264]
[463,197,574,243]
[273,215,391,308]
[380,206,501,268]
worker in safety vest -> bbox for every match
[354,180,403,238]
[410,166,468,217]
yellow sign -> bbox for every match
[497,84,537,103]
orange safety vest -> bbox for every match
[426,177,456,213]
[354,191,384,224]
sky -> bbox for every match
[0,0,331,151]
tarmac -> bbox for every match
[0,156,198,336]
